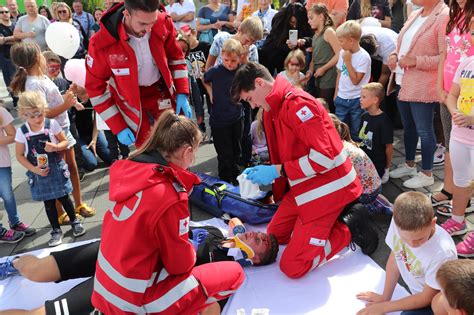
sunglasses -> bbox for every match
[23,111,44,118]
[57,10,68,14]
[0,11,9,14]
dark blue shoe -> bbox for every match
[0,257,20,280]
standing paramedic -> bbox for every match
[85,0,192,148]
[233,62,377,279]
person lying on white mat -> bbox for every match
[0,218,279,315]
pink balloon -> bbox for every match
[64,59,86,87]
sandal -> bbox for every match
[429,189,452,207]
[437,200,473,217]
[75,203,96,218]
[58,212,83,226]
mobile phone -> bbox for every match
[289,30,298,46]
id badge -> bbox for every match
[158,99,172,110]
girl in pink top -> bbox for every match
[434,0,474,214]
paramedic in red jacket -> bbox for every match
[233,62,364,279]
[92,110,244,314]
[85,0,192,148]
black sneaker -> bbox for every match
[339,203,379,256]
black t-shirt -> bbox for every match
[188,41,210,80]
[0,22,15,59]
[75,100,94,142]
[190,226,236,265]
[347,0,391,21]
[359,111,393,177]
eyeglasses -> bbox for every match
[23,111,44,118]
[0,11,9,14]
[57,10,68,14]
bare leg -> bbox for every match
[452,185,472,217]
[13,255,61,283]
[200,302,220,315]
[64,148,82,209]
[0,307,46,315]
[432,152,454,201]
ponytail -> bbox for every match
[310,3,334,28]
[129,110,202,159]
[10,43,42,96]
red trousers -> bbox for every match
[267,192,351,279]
[135,81,176,148]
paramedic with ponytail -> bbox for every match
[85,0,192,148]
[92,110,244,314]
[233,62,375,279]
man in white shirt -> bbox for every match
[251,0,277,48]
[72,0,95,38]
[166,0,196,30]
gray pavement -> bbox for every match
[0,79,472,271]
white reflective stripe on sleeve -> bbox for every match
[172,70,188,79]
[54,301,61,315]
[143,275,199,313]
[90,90,111,106]
[108,79,140,117]
[100,106,120,121]
[298,156,316,177]
[97,250,151,293]
[169,84,176,96]
[309,149,335,169]
[93,278,144,313]
[61,298,70,315]
[295,167,358,206]
[168,59,186,65]
[121,112,138,132]
[288,174,315,187]
[156,268,169,283]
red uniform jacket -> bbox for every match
[85,3,189,136]
[264,76,362,223]
[92,151,201,314]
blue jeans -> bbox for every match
[0,54,16,88]
[0,167,20,227]
[401,307,433,315]
[80,132,112,171]
[397,97,436,171]
[335,96,364,141]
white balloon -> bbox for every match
[360,17,382,28]
[64,59,86,87]
[45,22,80,59]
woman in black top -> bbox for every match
[0,5,19,104]
[347,0,392,28]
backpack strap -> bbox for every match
[20,123,30,140]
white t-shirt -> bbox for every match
[251,7,278,46]
[127,31,161,87]
[385,219,457,294]
[25,76,70,128]
[166,0,196,29]
[451,56,474,145]
[336,48,371,99]
[15,119,62,157]
[15,15,50,51]
[395,14,428,85]
[361,26,398,64]
[0,107,14,168]
[210,32,259,65]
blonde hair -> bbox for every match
[393,192,434,231]
[336,20,362,40]
[359,0,372,18]
[239,16,264,42]
[129,110,202,159]
[329,113,355,144]
[362,82,385,103]
[55,2,73,23]
[254,108,265,143]
[18,91,48,118]
[316,98,329,112]
[284,49,305,71]
[436,260,474,314]
[222,38,244,56]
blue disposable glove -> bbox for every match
[176,94,192,118]
[243,165,279,185]
[117,128,135,146]
[190,228,209,250]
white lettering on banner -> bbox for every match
[296,106,314,122]
[295,167,358,206]
[112,68,131,76]
[179,217,190,235]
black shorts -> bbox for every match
[50,240,99,281]
[45,241,100,315]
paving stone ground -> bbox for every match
[0,76,472,271]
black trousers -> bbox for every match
[211,118,243,184]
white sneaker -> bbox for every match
[389,163,417,179]
[416,139,421,152]
[381,168,390,184]
[403,172,435,189]
[433,144,445,166]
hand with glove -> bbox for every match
[117,128,135,146]
[176,94,193,118]
[243,165,280,186]
[190,228,209,250]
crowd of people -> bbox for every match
[0,0,472,314]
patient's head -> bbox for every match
[237,231,279,266]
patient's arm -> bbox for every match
[0,306,46,315]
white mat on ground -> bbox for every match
[0,239,98,311]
